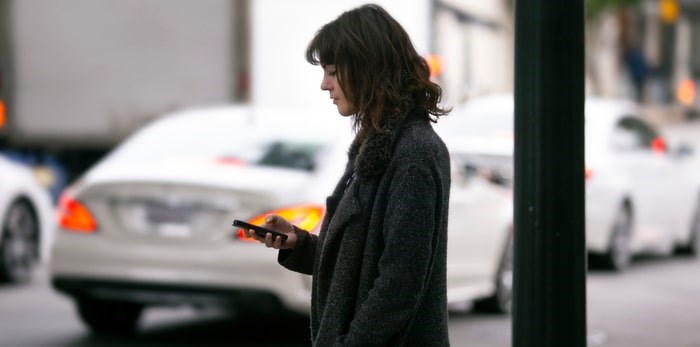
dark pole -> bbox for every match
[512,0,587,346]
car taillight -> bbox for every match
[0,99,6,128]
[57,191,97,233]
[651,137,666,154]
[236,204,324,242]
[216,157,245,166]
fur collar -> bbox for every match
[348,98,418,179]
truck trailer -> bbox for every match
[0,0,250,198]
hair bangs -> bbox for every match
[305,27,337,67]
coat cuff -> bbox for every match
[277,225,315,275]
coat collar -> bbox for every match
[348,98,421,179]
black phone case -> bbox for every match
[232,219,289,241]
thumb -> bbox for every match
[265,214,280,224]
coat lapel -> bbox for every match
[316,99,419,277]
[318,172,363,264]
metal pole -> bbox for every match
[512,0,587,346]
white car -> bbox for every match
[436,93,700,271]
[0,155,55,283]
[49,105,513,335]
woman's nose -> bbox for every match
[320,77,330,91]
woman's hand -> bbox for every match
[243,215,297,249]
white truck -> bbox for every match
[0,0,249,197]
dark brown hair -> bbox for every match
[305,4,449,134]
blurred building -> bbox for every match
[587,0,700,116]
[250,0,514,110]
[435,0,700,122]
[432,0,514,105]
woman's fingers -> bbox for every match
[264,215,279,227]
[272,235,284,249]
[262,232,282,248]
[248,229,262,241]
[239,215,290,249]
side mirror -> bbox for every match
[487,169,510,186]
[464,163,479,180]
[672,143,694,158]
[463,163,511,187]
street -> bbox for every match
[450,254,700,347]
[1,254,699,347]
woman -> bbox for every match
[244,4,451,346]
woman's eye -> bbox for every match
[328,70,337,77]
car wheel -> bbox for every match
[675,197,700,256]
[76,298,144,335]
[473,234,513,314]
[602,205,632,271]
[0,200,38,283]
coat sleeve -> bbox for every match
[277,226,318,275]
[341,163,445,346]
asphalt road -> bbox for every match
[448,255,700,347]
[1,254,699,347]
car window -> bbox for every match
[611,116,658,151]
[257,142,323,171]
[107,116,331,172]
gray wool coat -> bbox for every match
[278,106,451,347]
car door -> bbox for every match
[446,155,511,291]
[610,116,676,252]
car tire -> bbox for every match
[0,200,38,283]
[675,197,700,257]
[76,298,144,335]
[473,234,513,314]
[601,205,632,271]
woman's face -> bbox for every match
[321,65,355,116]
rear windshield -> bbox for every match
[106,116,333,172]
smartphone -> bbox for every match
[232,219,289,241]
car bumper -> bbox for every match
[50,231,311,314]
[585,180,626,254]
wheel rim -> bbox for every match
[610,209,631,270]
[691,205,700,254]
[497,238,514,312]
[2,202,36,282]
